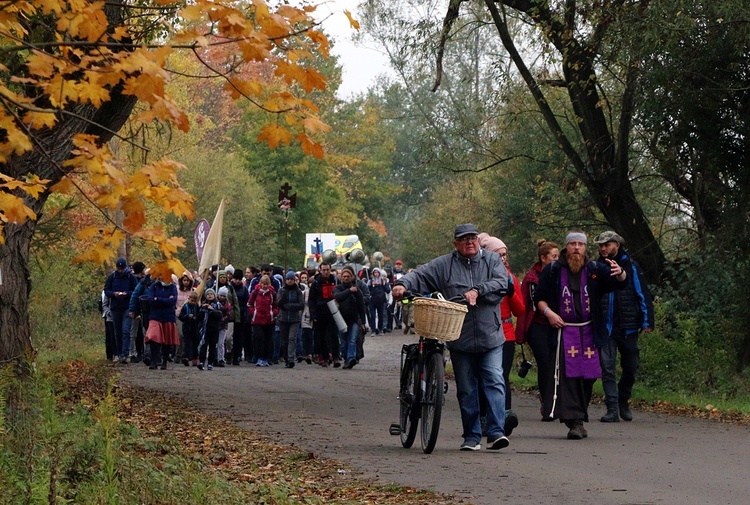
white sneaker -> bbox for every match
[460,441,481,451]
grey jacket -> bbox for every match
[395,249,508,352]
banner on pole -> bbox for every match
[198,199,226,277]
[194,219,210,263]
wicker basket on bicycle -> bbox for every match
[413,297,468,341]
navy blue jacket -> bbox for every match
[104,270,138,311]
[598,248,655,335]
[146,282,178,323]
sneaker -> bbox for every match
[142,356,151,367]
[297,356,304,363]
[207,364,214,370]
[256,360,263,367]
[217,360,226,368]
[487,435,510,450]
[119,357,129,364]
[273,359,280,365]
[344,360,357,369]
[130,355,141,363]
[197,363,204,370]
[260,360,270,368]
[285,361,295,369]
[460,441,481,451]
[182,358,190,366]
[305,355,312,364]
[333,360,342,368]
[505,410,519,436]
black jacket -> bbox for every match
[534,251,626,348]
[598,248,655,334]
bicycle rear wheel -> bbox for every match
[420,351,444,453]
[399,356,419,448]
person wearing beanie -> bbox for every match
[215,270,239,366]
[533,230,627,440]
[277,271,305,368]
[225,264,235,276]
[197,288,222,370]
[478,234,526,437]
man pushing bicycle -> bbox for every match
[392,223,510,451]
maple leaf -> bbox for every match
[258,124,293,149]
[302,116,331,135]
[0,193,37,223]
[23,110,58,130]
[149,259,188,282]
[296,132,324,159]
[344,10,360,30]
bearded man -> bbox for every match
[533,231,627,439]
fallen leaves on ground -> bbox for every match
[60,361,463,504]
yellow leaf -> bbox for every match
[296,132,324,159]
[258,124,293,149]
[0,193,37,223]
[344,10,360,30]
[302,116,331,135]
[23,110,58,130]
[50,177,75,194]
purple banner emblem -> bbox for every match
[194,219,210,263]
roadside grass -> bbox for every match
[0,291,456,504]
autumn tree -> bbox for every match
[0,0,350,371]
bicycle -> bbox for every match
[389,293,465,454]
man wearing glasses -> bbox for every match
[393,224,510,451]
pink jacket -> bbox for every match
[247,285,278,325]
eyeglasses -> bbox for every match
[456,235,479,243]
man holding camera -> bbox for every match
[393,224,509,451]
[595,231,655,422]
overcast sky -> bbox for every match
[314,0,393,99]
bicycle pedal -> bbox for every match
[389,423,402,436]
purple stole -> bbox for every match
[559,266,601,379]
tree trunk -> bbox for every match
[0,219,38,372]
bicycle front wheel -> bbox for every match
[399,356,419,448]
[420,351,445,454]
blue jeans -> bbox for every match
[450,346,506,444]
[341,323,360,364]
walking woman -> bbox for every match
[248,275,278,367]
[145,276,179,370]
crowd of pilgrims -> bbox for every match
[101,260,410,371]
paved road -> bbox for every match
[121,332,750,505]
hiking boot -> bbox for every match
[600,407,620,423]
[619,400,633,421]
[505,410,519,436]
[566,420,585,440]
